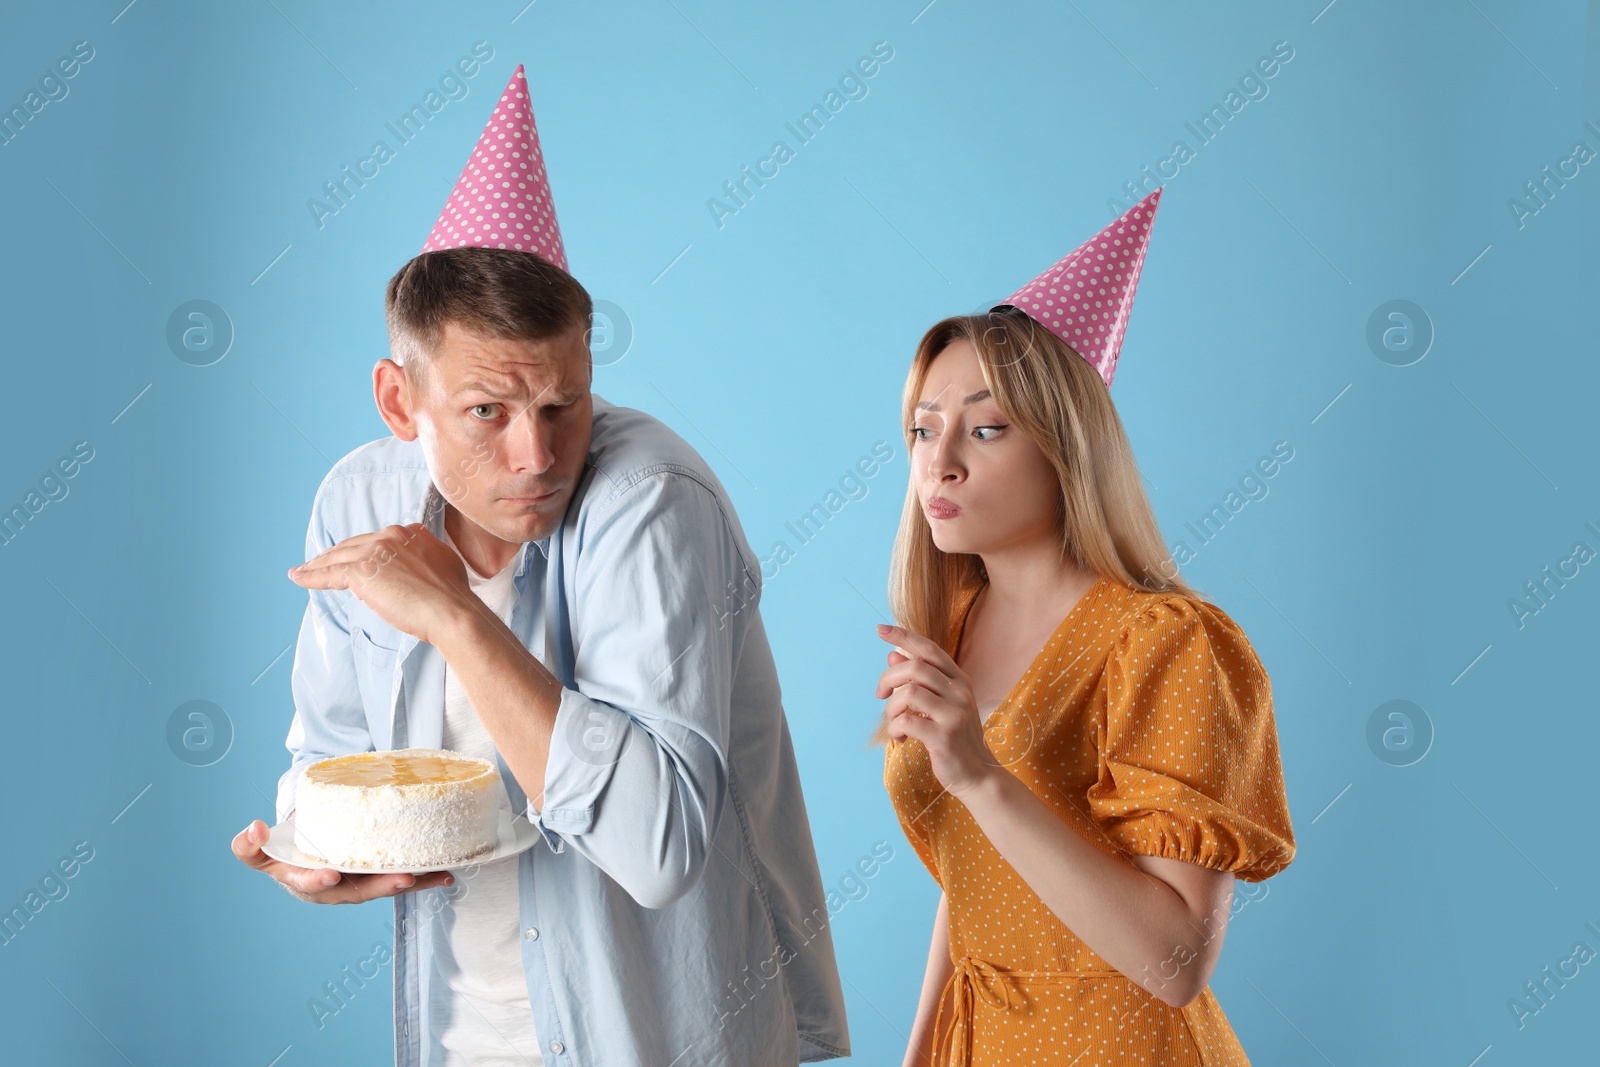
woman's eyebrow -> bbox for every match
[917,388,992,413]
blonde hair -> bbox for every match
[870,309,1198,746]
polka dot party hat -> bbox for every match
[993,186,1163,388]
[420,64,568,270]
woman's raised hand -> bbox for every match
[875,623,999,798]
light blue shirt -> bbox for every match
[276,394,850,1065]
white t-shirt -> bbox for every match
[427,524,544,1067]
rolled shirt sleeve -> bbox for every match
[275,477,373,823]
[530,469,756,909]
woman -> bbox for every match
[875,189,1295,1066]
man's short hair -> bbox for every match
[384,246,593,391]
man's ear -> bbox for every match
[374,358,420,441]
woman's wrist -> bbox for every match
[951,761,1014,810]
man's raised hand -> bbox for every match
[288,523,473,645]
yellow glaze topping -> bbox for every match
[305,750,490,787]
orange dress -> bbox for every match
[884,576,1295,1066]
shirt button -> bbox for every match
[548,1040,565,1055]
[523,927,539,941]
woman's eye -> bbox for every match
[974,425,1005,440]
[910,426,931,440]
[470,403,502,420]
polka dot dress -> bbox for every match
[884,575,1296,1066]
[996,186,1162,389]
[420,64,568,268]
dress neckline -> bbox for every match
[953,574,1109,720]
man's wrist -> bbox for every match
[432,594,494,654]
[431,594,564,707]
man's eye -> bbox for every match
[470,403,502,419]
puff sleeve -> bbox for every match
[895,796,941,884]
[1086,595,1295,882]
[884,743,944,885]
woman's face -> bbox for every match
[911,338,1062,557]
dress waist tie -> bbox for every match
[932,955,1021,1067]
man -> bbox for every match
[231,65,849,1066]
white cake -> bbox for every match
[293,748,501,869]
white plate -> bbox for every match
[261,808,540,874]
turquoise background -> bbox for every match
[1,0,1597,1062]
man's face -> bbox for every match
[382,318,593,546]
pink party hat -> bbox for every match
[421,64,568,269]
[995,186,1163,387]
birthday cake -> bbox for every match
[293,749,501,869]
